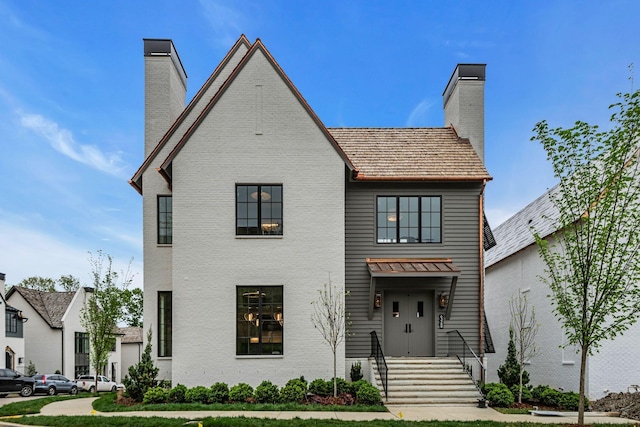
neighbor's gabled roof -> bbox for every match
[6,287,77,329]
[329,127,491,181]
[129,35,253,194]
[485,184,560,268]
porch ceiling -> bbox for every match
[366,258,460,277]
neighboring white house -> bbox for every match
[130,35,493,393]
[1,273,26,374]
[484,186,640,399]
[119,326,143,381]
[5,286,123,381]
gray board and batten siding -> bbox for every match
[344,179,484,358]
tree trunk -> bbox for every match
[333,349,337,397]
[578,344,588,426]
[518,368,523,403]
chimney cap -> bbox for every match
[442,64,486,106]
[143,38,187,87]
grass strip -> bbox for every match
[92,393,387,413]
[0,395,88,417]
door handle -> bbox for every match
[409,324,412,333]
[405,324,408,333]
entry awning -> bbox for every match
[366,258,461,321]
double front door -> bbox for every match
[384,291,434,356]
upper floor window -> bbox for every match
[158,195,172,244]
[236,185,282,235]
[5,311,22,338]
[237,286,283,355]
[377,196,442,244]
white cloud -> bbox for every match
[406,99,434,127]
[19,113,128,179]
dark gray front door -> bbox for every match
[384,291,434,356]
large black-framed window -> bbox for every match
[377,196,442,243]
[236,286,283,355]
[236,185,283,235]
[74,332,90,378]
[158,195,172,244]
[5,311,22,338]
[158,291,172,357]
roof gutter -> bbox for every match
[353,173,492,182]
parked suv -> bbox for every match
[76,375,117,392]
[33,374,78,395]
[0,368,35,397]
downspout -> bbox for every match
[478,179,487,383]
[61,328,64,376]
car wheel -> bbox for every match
[20,385,33,397]
[89,385,95,393]
[47,386,56,396]
[70,386,78,395]
[111,385,116,392]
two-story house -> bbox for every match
[130,35,491,402]
[1,273,27,374]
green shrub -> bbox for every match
[210,382,229,404]
[335,378,350,395]
[255,380,280,403]
[350,379,369,397]
[308,379,331,397]
[482,382,500,396]
[350,361,363,382]
[559,391,587,411]
[229,383,254,403]
[185,385,212,404]
[168,384,187,403]
[531,384,551,401]
[497,329,530,388]
[355,382,381,405]
[279,379,307,403]
[510,384,532,401]
[486,383,514,407]
[123,329,160,402]
[143,386,168,404]
[540,387,563,407]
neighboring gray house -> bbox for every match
[485,186,640,399]
[130,35,493,401]
[5,286,124,380]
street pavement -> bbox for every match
[0,396,636,424]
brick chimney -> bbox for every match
[443,64,486,162]
[143,39,187,157]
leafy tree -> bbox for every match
[311,277,351,397]
[57,275,80,292]
[497,328,529,389]
[123,328,159,402]
[532,89,640,425]
[80,251,133,393]
[16,276,56,292]
[510,291,539,403]
[120,287,143,327]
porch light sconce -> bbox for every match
[15,311,28,323]
[374,293,382,308]
[438,293,447,309]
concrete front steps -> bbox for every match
[373,357,483,405]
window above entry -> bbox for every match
[377,196,441,244]
[236,185,283,236]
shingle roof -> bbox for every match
[328,128,491,181]
[119,326,143,344]
[11,287,76,329]
[485,184,560,268]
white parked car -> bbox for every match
[75,375,117,393]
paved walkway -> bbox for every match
[0,397,635,424]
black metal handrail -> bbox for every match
[446,330,486,387]
[369,331,388,400]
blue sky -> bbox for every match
[1,0,638,287]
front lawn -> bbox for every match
[0,395,88,417]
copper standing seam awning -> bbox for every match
[365,258,461,321]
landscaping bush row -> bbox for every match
[482,383,587,410]
[143,377,382,406]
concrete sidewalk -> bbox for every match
[20,397,639,423]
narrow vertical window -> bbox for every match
[74,332,90,378]
[158,291,172,357]
[158,195,172,244]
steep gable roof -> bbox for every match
[119,326,143,344]
[129,35,252,194]
[329,127,491,181]
[7,287,76,329]
[485,184,560,268]
[158,38,355,185]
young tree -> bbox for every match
[80,251,133,393]
[123,328,158,402]
[532,89,640,425]
[509,292,539,403]
[497,328,529,390]
[311,278,350,397]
